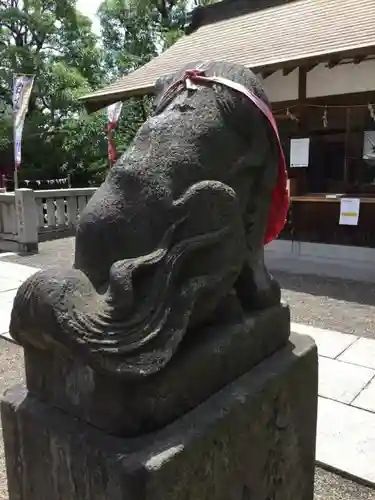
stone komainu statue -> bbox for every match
[10,61,289,380]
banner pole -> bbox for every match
[13,74,18,191]
[14,166,19,191]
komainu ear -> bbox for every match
[152,72,176,113]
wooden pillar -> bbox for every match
[297,67,307,132]
[298,67,307,102]
[344,108,351,183]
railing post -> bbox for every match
[15,188,38,253]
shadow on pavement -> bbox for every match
[274,271,375,308]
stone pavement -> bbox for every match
[1,252,375,496]
[293,323,375,486]
[0,259,38,339]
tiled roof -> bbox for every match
[82,0,375,110]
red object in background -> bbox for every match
[106,102,123,165]
[107,122,117,164]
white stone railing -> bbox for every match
[0,187,97,253]
[35,188,96,240]
[0,192,18,251]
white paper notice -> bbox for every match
[290,138,310,167]
[339,198,360,226]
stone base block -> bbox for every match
[1,333,318,500]
[17,242,38,254]
[23,304,290,437]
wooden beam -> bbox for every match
[343,108,351,183]
[254,46,375,76]
[327,59,340,69]
[353,55,366,64]
[305,63,318,73]
[283,67,297,76]
[298,67,307,102]
[273,90,375,109]
[261,70,276,79]
[297,67,307,133]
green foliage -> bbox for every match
[99,0,159,77]
[0,0,218,186]
[0,0,104,183]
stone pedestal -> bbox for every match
[15,188,38,254]
[1,333,318,500]
[22,305,291,437]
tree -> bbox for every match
[98,0,219,77]
[99,0,159,78]
[0,0,220,188]
[95,0,219,181]
[0,0,103,182]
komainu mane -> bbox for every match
[10,61,289,379]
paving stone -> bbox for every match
[318,357,375,404]
[0,262,38,339]
[0,277,21,293]
[0,261,38,282]
[352,378,375,414]
[317,396,375,485]
[339,338,375,371]
[291,322,358,359]
[0,290,17,336]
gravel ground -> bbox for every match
[1,239,375,497]
[0,341,373,500]
[314,469,375,500]
[0,341,24,500]
[2,237,375,338]
[1,237,75,269]
[275,271,375,338]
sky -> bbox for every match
[77,0,102,33]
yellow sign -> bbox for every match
[339,198,360,226]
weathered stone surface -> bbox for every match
[1,333,318,500]
[10,61,286,381]
[23,304,290,436]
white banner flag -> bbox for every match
[107,101,123,126]
[13,74,35,169]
